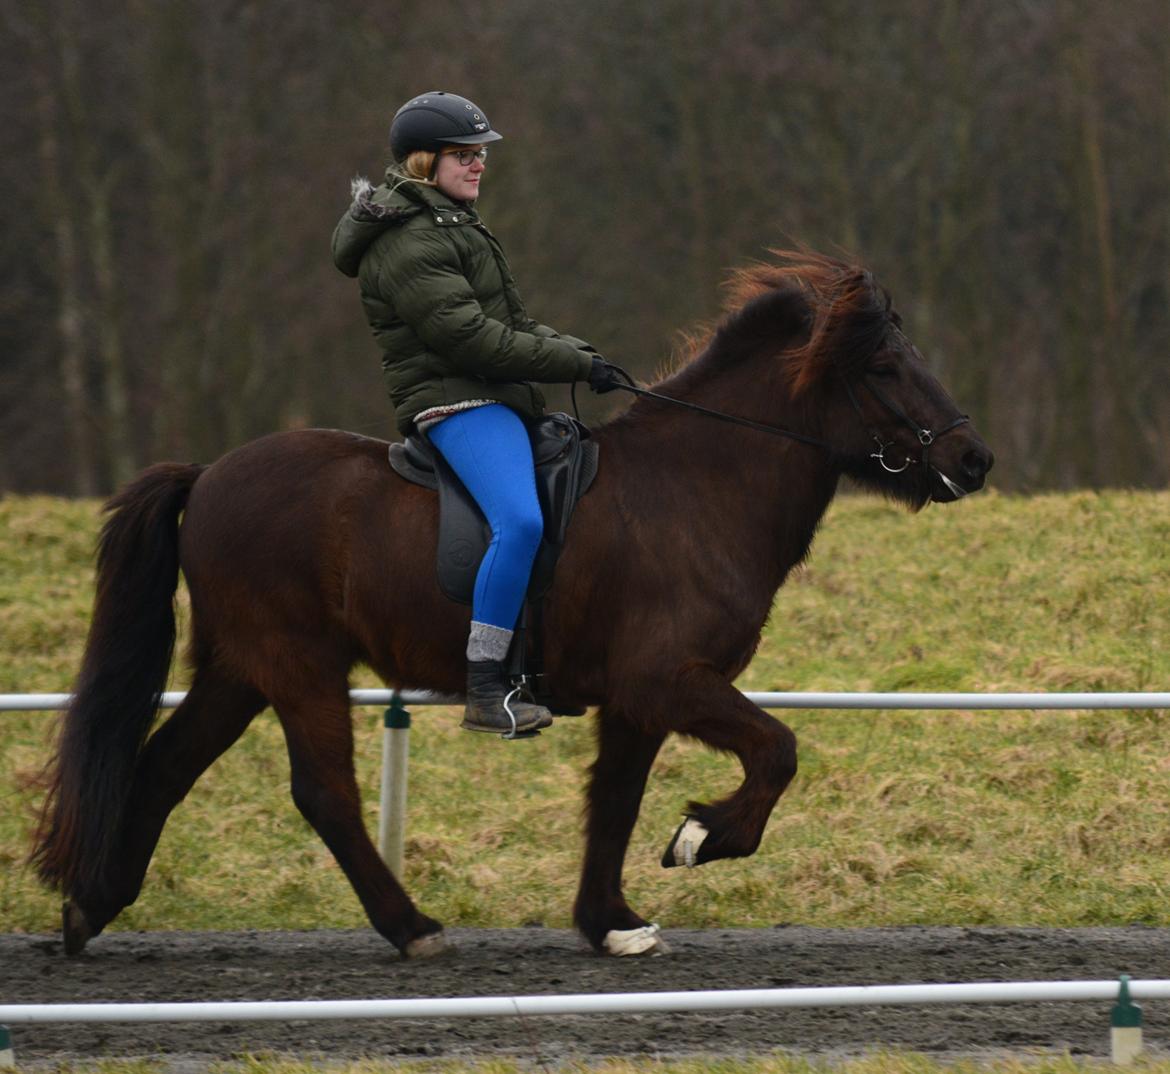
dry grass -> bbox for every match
[2,489,1169,935]
[41,1050,1170,1074]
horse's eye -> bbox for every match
[869,364,898,379]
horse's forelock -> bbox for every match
[788,269,893,390]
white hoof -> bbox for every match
[405,931,453,959]
[602,923,669,957]
[671,817,709,868]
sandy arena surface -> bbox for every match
[3,926,1167,1066]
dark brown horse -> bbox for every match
[32,250,992,959]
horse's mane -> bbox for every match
[666,248,896,395]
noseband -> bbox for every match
[844,378,970,475]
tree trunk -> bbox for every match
[32,30,98,496]
[86,149,135,487]
[1074,35,1121,487]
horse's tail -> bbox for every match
[30,462,207,897]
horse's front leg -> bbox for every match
[661,667,797,868]
[574,707,666,955]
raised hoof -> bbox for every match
[62,900,94,956]
[661,816,709,868]
[602,923,669,957]
[404,930,454,960]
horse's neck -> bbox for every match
[597,357,839,590]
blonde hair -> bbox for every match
[395,149,437,185]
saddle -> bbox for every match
[388,412,599,606]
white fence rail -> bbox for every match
[0,977,1163,1024]
[5,690,1170,712]
[0,976,1158,1063]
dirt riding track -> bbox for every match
[4,926,1169,1065]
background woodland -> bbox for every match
[3,0,1168,494]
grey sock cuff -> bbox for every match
[467,621,514,663]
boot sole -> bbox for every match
[460,719,544,737]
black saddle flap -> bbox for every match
[529,413,597,545]
[388,412,598,604]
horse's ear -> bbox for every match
[784,297,832,396]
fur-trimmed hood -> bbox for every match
[332,174,484,278]
[331,176,425,278]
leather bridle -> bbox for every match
[844,377,970,475]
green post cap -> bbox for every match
[1112,974,1143,1028]
[384,693,412,730]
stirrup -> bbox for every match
[501,685,541,740]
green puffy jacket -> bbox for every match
[332,173,595,434]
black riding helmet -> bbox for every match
[390,91,503,162]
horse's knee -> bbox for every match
[733,718,798,792]
[765,721,798,790]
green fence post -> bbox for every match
[1110,974,1143,1065]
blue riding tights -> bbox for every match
[426,404,543,636]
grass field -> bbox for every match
[2,489,1169,937]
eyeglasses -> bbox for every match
[442,146,488,166]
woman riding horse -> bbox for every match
[332,90,623,735]
[33,239,993,959]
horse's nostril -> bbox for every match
[963,449,993,478]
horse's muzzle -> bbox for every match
[930,440,994,502]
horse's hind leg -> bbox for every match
[573,708,666,954]
[271,684,445,958]
[661,667,797,868]
[65,668,267,953]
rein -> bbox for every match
[595,365,970,473]
[609,377,833,452]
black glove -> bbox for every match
[588,356,626,394]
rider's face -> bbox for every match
[434,146,487,202]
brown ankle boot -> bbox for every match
[462,660,553,735]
